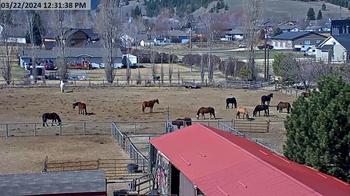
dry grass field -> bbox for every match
[0,86,296,176]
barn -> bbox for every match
[0,171,107,196]
[150,123,350,196]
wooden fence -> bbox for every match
[43,156,145,181]
[0,121,110,138]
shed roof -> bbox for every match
[150,124,350,196]
[271,31,326,40]
[333,35,350,50]
[0,171,106,196]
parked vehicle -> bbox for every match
[257,44,273,50]
[68,60,92,70]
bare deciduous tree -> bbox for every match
[160,64,164,84]
[0,11,13,85]
[244,0,262,80]
[168,64,173,84]
[95,0,120,83]
[136,67,141,85]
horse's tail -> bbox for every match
[234,101,237,109]
[287,103,291,113]
[276,103,279,111]
[142,103,145,112]
[253,108,257,117]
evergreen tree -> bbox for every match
[322,3,326,11]
[307,7,316,20]
[272,52,286,76]
[317,10,323,20]
[284,76,350,183]
[26,12,44,46]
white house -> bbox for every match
[316,35,350,64]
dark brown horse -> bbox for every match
[142,99,159,113]
[73,102,87,115]
[226,97,237,109]
[196,107,215,119]
[253,105,269,117]
[42,113,62,127]
[261,93,273,105]
[277,102,291,113]
[171,117,192,129]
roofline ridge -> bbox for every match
[197,123,323,195]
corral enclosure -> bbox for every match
[0,87,295,175]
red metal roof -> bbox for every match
[150,123,350,196]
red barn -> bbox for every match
[150,123,349,196]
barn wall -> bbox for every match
[179,172,196,196]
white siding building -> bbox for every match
[316,35,350,64]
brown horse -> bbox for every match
[142,99,159,113]
[171,117,192,129]
[277,102,291,113]
[236,107,249,119]
[196,107,215,119]
[73,102,87,115]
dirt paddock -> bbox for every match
[0,86,295,174]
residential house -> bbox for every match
[278,21,299,32]
[316,34,350,64]
[224,27,244,41]
[167,30,190,44]
[19,47,122,69]
[0,24,27,44]
[42,28,99,49]
[270,31,327,51]
[331,19,350,35]
[150,124,350,196]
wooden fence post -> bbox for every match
[83,122,86,135]
[59,124,62,136]
[5,124,9,139]
[89,80,91,87]
[266,120,270,133]
[33,124,37,136]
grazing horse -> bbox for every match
[253,105,269,117]
[226,97,237,109]
[171,117,192,129]
[236,107,249,119]
[277,102,291,113]
[42,113,62,127]
[73,102,87,115]
[261,93,273,105]
[142,99,159,113]
[196,107,215,119]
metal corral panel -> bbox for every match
[0,171,106,196]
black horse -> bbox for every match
[42,112,62,127]
[261,93,273,105]
[253,105,269,117]
[226,97,237,109]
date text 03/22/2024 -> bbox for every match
[0,0,91,10]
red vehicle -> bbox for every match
[68,60,92,70]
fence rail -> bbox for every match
[0,121,110,138]
[43,156,145,181]
[0,79,275,90]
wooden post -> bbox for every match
[59,124,62,136]
[83,122,86,135]
[33,123,36,136]
[205,79,208,87]
[89,79,91,87]
[5,124,9,139]
[134,124,137,134]
[266,120,270,133]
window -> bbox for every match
[304,40,311,45]
[316,40,321,44]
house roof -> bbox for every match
[320,45,334,51]
[64,28,99,41]
[19,47,122,59]
[333,35,350,50]
[150,124,350,196]
[271,31,326,40]
[167,30,190,37]
[0,171,106,196]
